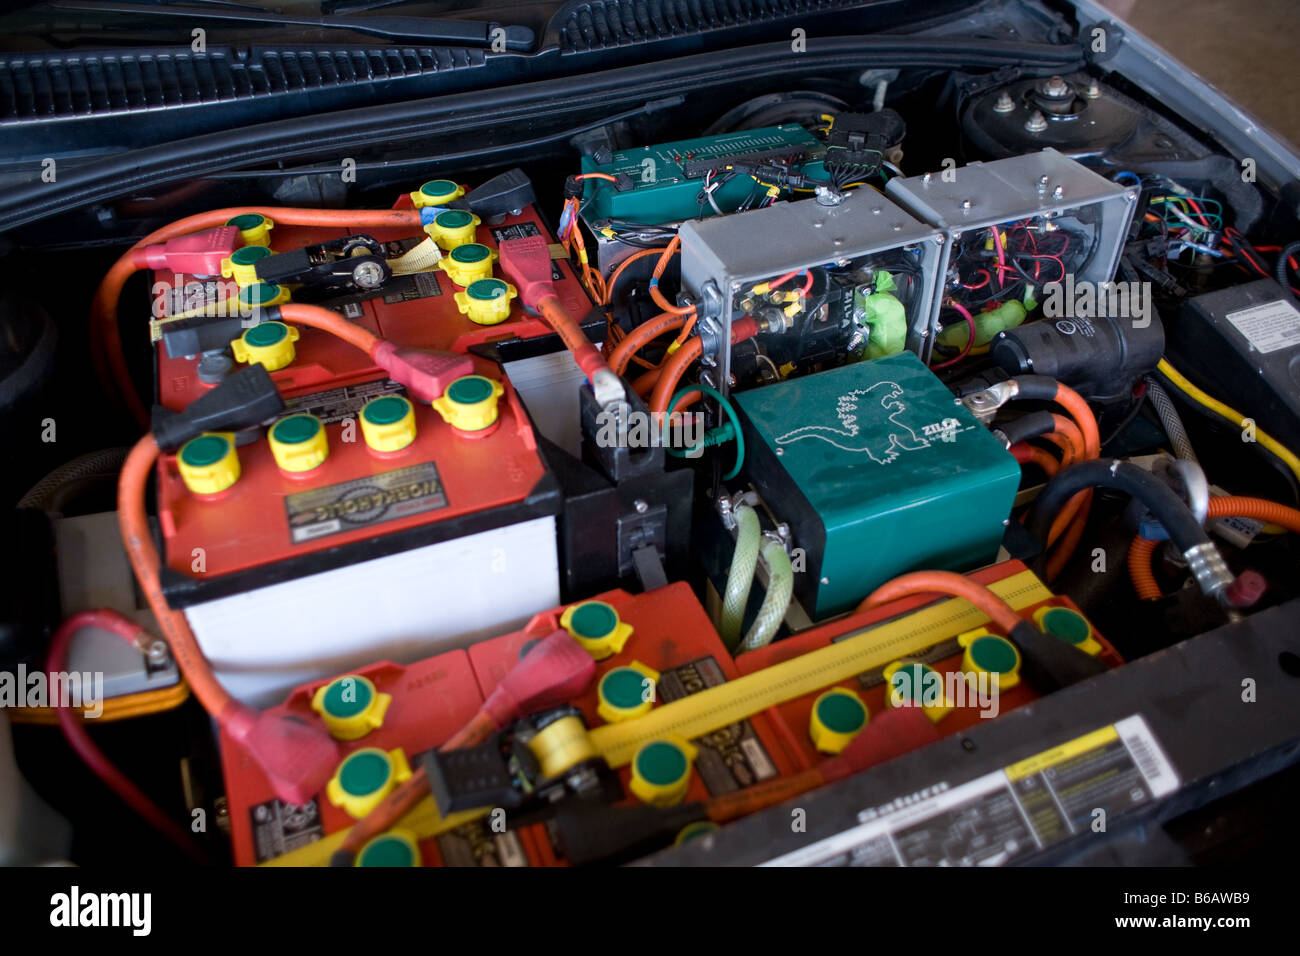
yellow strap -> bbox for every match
[588,569,1050,768]
[261,568,1050,866]
[389,236,444,275]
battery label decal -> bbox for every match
[1226,299,1300,353]
[761,714,1178,867]
[657,657,779,794]
[283,379,407,425]
[284,461,448,544]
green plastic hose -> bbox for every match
[937,299,1027,349]
[720,505,761,648]
[737,539,794,653]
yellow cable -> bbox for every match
[1157,358,1300,487]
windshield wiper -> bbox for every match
[44,0,536,50]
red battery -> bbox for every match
[446,582,810,866]
[735,560,1123,770]
[221,648,484,867]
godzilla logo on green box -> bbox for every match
[775,381,961,464]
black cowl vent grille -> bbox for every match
[0,47,481,120]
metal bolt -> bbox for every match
[776,447,784,456]
[993,91,1015,113]
[633,499,648,514]
[1025,110,1048,133]
[1052,185,1065,200]
[353,260,386,289]
[1082,81,1101,99]
[820,577,830,585]
[1041,75,1070,98]
[960,199,973,210]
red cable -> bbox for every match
[47,611,209,863]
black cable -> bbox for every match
[1277,241,1300,306]
[994,410,1057,447]
[1026,459,1211,575]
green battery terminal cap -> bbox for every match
[438,242,497,286]
[222,245,274,288]
[958,629,1022,690]
[326,747,412,819]
[809,688,869,754]
[630,738,698,807]
[177,431,240,495]
[882,660,953,723]
[231,320,299,371]
[355,831,420,867]
[675,821,720,846]
[311,674,392,741]
[268,413,329,473]
[455,277,518,326]
[1033,606,1102,656]
[559,600,634,660]
[238,282,291,309]
[411,179,465,208]
[431,374,505,434]
[597,661,659,723]
[226,213,274,245]
[360,394,417,453]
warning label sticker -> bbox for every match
[284,461,448,544]
[250,797,324,864]
[761,714,1179,867]
[657,657,779,795]
[283,379,407,425]
[1227,299,1300,353]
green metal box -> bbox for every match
[733,352,1020,619]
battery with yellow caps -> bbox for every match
[425,208,481,250]
[355,830,421,868]
[455,278,517,326]
[326,748,412,819]
[410,179,465,209]
[629,738,697,807]
[431,375,504,438]
[238,282,291,313]
[226,213,274,246]
[310,674,391,741]
[176,432,240,497]
[438,243,496,287]
[359,394,417,455]
[1033,606,1102,656]
[958,629,1022,690]
[559,600,634,660]
[231,320,299,371]
[268,413,329,476]
[882,660,953,723]
[808,688,869,754]
[597,661,659,723]
[222,245,274,289]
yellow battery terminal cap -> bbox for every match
[958,629,1021,690]
[221,245,273,289]
[355,830,421,867]
[675,821,720,846]
[597,661,659,724]
[360,394,417,453]
[431,374,504,433]
[177,432,240,496]
[882,660,952,724]
[410,179,465,209]
[809,688,869,754]
[559,600,633,660]
[268,413,329,473]
[426,208,481,250]
[310,674,392,741]
[629,737,698,807]
[231,320,299,371]
[1033,606,1102,656]
[238,282,291,312]
[326,747,412,819]
[455,278,517,326]
[437,243,496,287]
[226,213,274,246]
